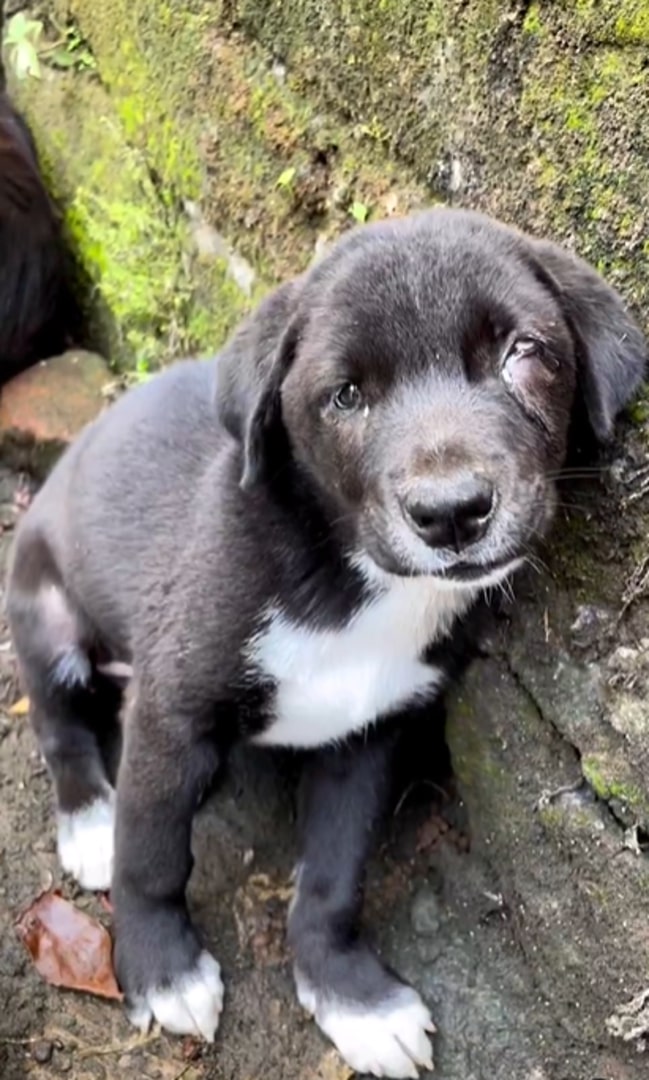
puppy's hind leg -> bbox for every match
[7,565,119,892]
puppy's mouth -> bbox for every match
[358,512,529,587]
[358,488,550,588]
[357,534,523,589]
[441,554,521,584]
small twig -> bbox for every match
[393,778,449,817]
[618,553,649,622]
[77,1031,158,1059]
[0,1036,42,1047]
[173,1065,195,1080]
[536,780,584,810]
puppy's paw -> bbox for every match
[296,972,435,1078]
[127,951,224,1042]
[57,791,115,891]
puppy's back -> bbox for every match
[8,358,231,638]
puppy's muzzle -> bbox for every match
[400,473,495,553]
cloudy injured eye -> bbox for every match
[502,336,560,422]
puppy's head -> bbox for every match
[216,209,646,587]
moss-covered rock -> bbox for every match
[447,654,649,1048]
[3,57,256,369]
[13,0,429,369]
[10,1,649,359]
[228,0,649,314]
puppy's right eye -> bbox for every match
[502,336,559,386]
[332,382,363,412]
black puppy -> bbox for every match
[0,90,78,381]
[7,209,646,1078]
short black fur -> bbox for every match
[0,91,80,382]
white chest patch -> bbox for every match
[248,572,474,749]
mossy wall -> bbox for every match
[231,0,649,304]
[7,0,649,368]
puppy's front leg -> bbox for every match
[112,687,224,1041]
[288,735,435,1079]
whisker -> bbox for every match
[495,576,516,605]
[519,543,549,576]
[547,466,605,479]
[551,502,595,514]
[525,498,594,515]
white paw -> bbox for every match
[128,951,224,1042]
[57,791,115,891]
[296,974,435,1079]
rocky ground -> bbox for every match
[0,354,645,1080]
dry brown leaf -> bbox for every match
[8,695,29,716]
[300,1049,354,1080]
[15,889,122,1000]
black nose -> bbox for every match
[402,475,494,552]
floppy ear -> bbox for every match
[215,278,302,489]
[528,238,647,442]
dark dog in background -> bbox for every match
[0,90,78,382]
[7,208,646,1077]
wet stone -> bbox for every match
[32,1040,54,1064]
[411,887,443,937]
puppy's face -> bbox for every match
[218,210,646,587]
[281,228,577,584]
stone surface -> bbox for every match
[0,350,109,445]
[0,349,110,478]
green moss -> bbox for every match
[228,0,502,176]
[184,262,265,358]
[536,804,565,831]
[21,0,649,368]
[628,383,649,426]
[614,5,649,45]
[447,691,518,798]
[537,804,598,835]
[572,0,649,44]
[522,4,542,35]
[65,178,189,367]
[581,756,649,822]
[544,509,614,605]
[59,0,431,315]
[6,72,175,366]
[5,59,256,369]
[518,23,649,309]
[66,1,208,199]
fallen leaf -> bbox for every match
[181,1035,203,1061]
[16,889,122,1000]
[300,1049,354,1080]
[9,695,29,717]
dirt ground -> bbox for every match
[0,456,638,1080]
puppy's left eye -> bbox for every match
[332,382,363,412]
